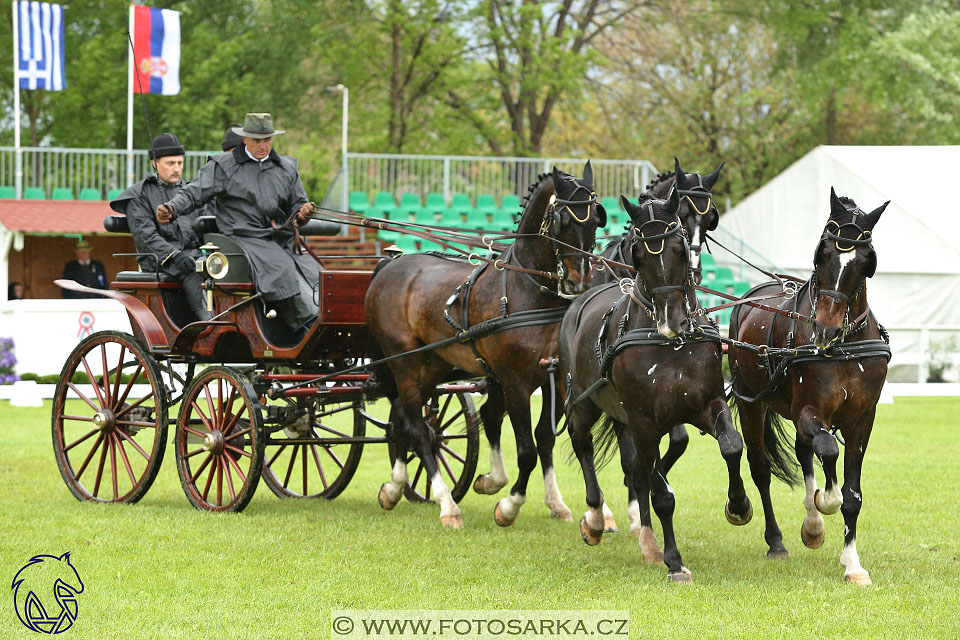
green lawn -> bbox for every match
[1,397,958,639]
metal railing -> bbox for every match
[341,153,658,212]
[0,146,218,199]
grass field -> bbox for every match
[1,396,958,639]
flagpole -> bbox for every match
[126,3,134,189]
[12,1,22,199]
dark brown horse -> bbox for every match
[365,162,605,528]
[591,158,723,554]
[728,188,890,585]
[560,192,751,582]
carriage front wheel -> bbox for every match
[174,367,264,512]
[52,331,168,504]
[387,390,480,504]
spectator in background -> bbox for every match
[7,281,25,300]
[62,239,107,298]
[221,124,242,153]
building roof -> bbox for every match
[0,199,113,234]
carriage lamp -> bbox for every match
[198,242,230,280]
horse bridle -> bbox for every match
[810,216,874,340]
[625,203,696,323]
[537,177,598,298]
[668,176,718,272]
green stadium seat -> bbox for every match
[79,187,101,201]
[449,194,472,218]
[369,191,397,220]
[107,188,125,201]
[349,191,372,215]
[424,193,446,217]
[394,235,418,253]
[397,193,424,222]
[470,194,498,229]
[414,209,439,225]
[475,194,498,216]
[467,209,491,229]
[52,188,74,200]
[732,281,751,297]
[0,186,16,198]
[709,267,735,294]
[23,187,45,199]
[498,194,521,218]
[440,208,463,226]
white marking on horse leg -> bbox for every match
[382,457,408,505]
[840,537,871,585]
[543,467,572,521]
[497,492,527,523]
[432,472,463,528]
[601,501,618,532]
[476,446,509,493]
[816,483,843,515]
[627,499,642,536]
[801,475,825,547]
[583,504,604,532]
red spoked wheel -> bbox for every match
[174,367,264,512]
[51,331,168,504]
[261,399,365,499]
[388,390,480,503]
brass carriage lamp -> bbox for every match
[197,242,229,314]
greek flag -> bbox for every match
[15,1,66,91]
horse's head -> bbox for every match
[661,157,723,283]
[518,160,605,297]
[810,187,887,348]
[621,189,692,338]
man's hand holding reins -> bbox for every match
[295,202,316,225]
[156,203,174,224]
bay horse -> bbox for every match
[365,162,605,528]
[559,192,751,582]
[591,158,724,557]
[728,188,890,585]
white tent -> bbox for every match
[718,145,960,381]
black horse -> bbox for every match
[365,162,604,528]
[591,158,723,556]
[560,192,751,582]
[728,189,890,585]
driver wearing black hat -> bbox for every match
[109,133,212,321]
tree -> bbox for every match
[450,0,650,156]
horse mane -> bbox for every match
[838,195,858,209]
[514,172,552,226]
[645,171,675,192]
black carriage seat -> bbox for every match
[103,215,178,283]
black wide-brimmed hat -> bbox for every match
[222,124,243,151]
[149,133,185,159]
[231,113,286,139]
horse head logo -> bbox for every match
[12,552,84,634]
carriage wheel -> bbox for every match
[388,390,480,504]
[174,367,264,512]
[261,400,365,499]
[52,331,168,504]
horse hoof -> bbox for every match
[725,499,753,526]
[801,523,825,549]
[667,568,693,584]
[440,514,464,529]
[473,474,498,495]
[494,502,515,527]
[845,572,872,587]
[550,507,574,522]
[767,547,789,560]
[378,484,397,511]
[631,528,642,538]
[579,517,603,546]
[603,518,619,533]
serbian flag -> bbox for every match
[131,5,180,95]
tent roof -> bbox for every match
[720,146,960,275]
[0,199,111,234]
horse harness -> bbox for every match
[442,181,599,376]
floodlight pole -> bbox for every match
[327,84,349,212]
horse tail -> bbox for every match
[366,340,399,401]
[591,415,619,470]
[371,255,394,281]
[763,410,801,487]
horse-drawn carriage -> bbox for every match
[52,213,481,512]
